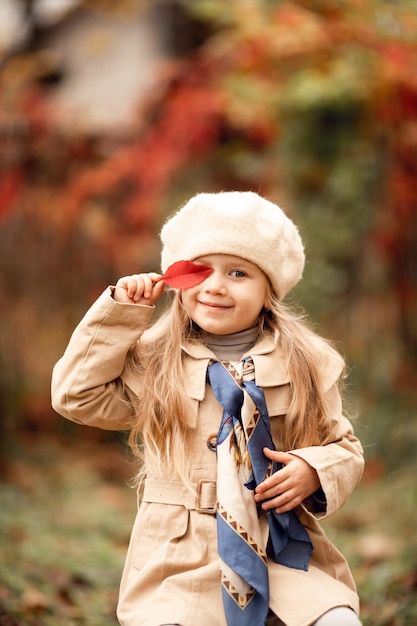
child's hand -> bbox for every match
[254,448,321,514]
[114,273,165,305]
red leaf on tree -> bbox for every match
[162,260,213,289]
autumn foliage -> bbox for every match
[0,0,416,449]
[1,4,417,625]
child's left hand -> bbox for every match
[254,448,321,514]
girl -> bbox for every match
[52,191,364,626]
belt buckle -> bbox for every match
[195,479,217,514]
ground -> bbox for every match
[0,435,416,626]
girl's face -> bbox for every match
[181,254,270,335]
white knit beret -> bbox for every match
[160,191,305,299]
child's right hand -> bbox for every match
[113,273,165,305]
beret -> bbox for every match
[160,191,305,299]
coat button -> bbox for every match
[207,434,217,451]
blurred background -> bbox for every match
[0,1,416,625]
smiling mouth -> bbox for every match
[199,301,231,309]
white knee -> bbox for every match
[313,607,362,626]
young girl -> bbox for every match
[52,191,364,626]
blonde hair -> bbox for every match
[126,288,343,485]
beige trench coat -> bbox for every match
[51,288,365,626]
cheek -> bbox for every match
[245,298,265,324]
[180,290,195,313]
[262,286,271,309]
[254,287,269,312]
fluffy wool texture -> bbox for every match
[160,191,305,299]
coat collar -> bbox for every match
[181,334,290,401]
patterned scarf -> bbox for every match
[207,357,312,626]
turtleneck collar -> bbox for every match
[198,326,259,362]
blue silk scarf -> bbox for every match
[207,357,313,626]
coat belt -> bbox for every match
[142,478,217,514]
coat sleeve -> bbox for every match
[290,382,364,519]
[51,287,154,431]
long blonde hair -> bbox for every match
[126,287,344,484]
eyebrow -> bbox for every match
[226,258,255,269]
[197,256,253,268]
[195,255,260,275]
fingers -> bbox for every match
[262,447,294,465]
[257,486,304,514]
[254,467,294,513]
[254,447,321,514]
[114,273,164,305]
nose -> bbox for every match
[203,270,226,294]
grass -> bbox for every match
[0,437,136,626]
[322,464,417,626]
[1,436,416,625]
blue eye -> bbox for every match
[230,269,246,278]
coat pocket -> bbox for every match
[130,502,189,571]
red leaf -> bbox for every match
[162,260,213,288]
